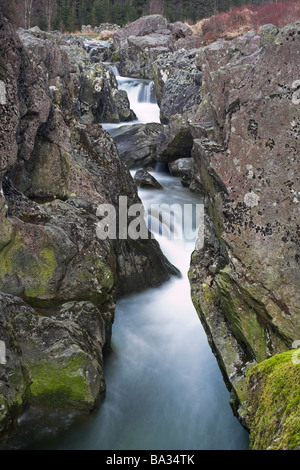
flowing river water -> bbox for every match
[0,68,250,450]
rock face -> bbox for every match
[113,15,193,79]
[17,27,135,125]
[188,25,300,430]
[152,48,202,124]
[113,17,300,446]
[0,10,178,436]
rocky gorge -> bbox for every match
[0,10,299,450]
[0,10,179,438]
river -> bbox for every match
[0,67,249,451]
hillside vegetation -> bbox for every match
[2,0,300,33]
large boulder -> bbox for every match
[188,24,300,431]
[13,300,108,410]
[152,48,202,123]
[0,292,109,431]
[114,122,164,169]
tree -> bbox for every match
[24,0,40,29]
[67,2,79,30]
[42,0,57,30]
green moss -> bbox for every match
[111,51,120,62]
[247,350,300,450]
[29,352,94,410]
[24,247,57,298]
[0,235,58,300]
[216,270,269,363]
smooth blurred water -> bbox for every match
[0,69,250,451]
[0,174,249,451]
[102,65,161,134]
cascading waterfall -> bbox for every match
[0,64,250,451]
[105,64,161,126]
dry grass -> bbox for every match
[190,1,300,44]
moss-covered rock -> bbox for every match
[0,219,76,306]
[9,300,108,411]
[247,350,300,450]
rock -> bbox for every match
[113,15,199,80]
[170,21,193,39]
[83,38,115,63]
[114,15,169,45]
[260,24,279,46]
[155,116,194,163]
[17,28,134,125]
[188,23,300,430]
[78,61,132,123]
[113,89,136,122]
[168,157,192,186]
[152,48,202,123]
[0,293,31,437]
[173,35,203,51]
[13,300,108,411]
[81,24,120,34]
[247,350,300,450]
[0,292,109,422]
[133,169,163,189]
[0,10,180,435]
[114,122,164,169]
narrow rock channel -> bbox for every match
[0,66,249,450]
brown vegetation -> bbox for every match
[191,1,300,44]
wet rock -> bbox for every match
[168,157,192,186]
[83,38,115,63]
[12,300,108,411]
[155,116,194,163]
[152,48,202,123]
[114,122,164,169]
[133,169,163,189]
[0,292,109,426]
[0,293,31,437]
